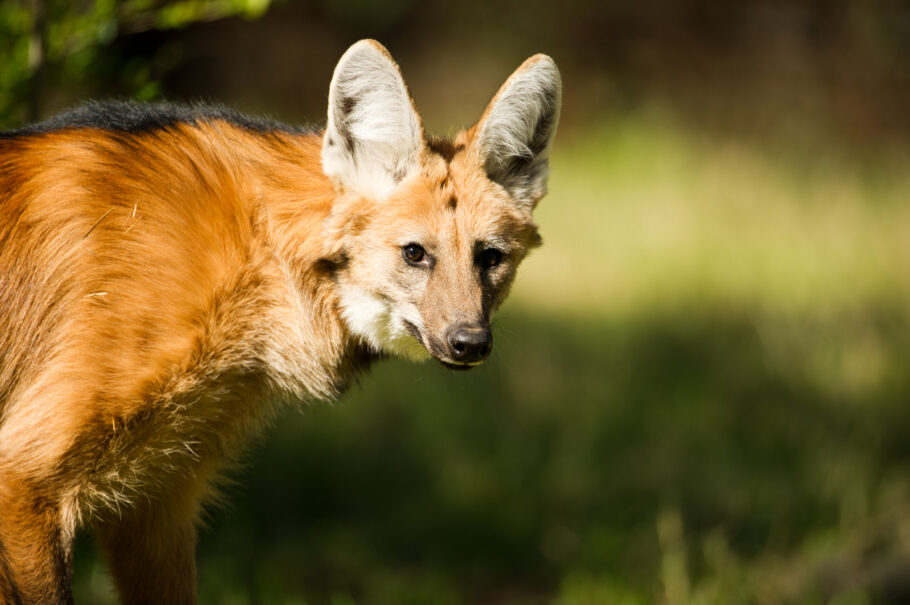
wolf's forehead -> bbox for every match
[396,144,530,242]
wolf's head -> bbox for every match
[321,40,560,370]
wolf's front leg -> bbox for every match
[97,492,200,605]
[0,477,75,605]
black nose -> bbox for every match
[446,323,493,364]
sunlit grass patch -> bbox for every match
[512,110,910,319]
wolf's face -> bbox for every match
[321,40,560,369]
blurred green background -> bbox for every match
[4,1,910,603]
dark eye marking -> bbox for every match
[478,248,504,270]
[402,243,429,266]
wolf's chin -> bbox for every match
[441,360,479,371]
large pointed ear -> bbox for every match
[322,40,424,198]
[473,54,561,210]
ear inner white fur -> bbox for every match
[476,55,562,210]
[322,40,424,199]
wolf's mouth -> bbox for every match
[402,320,424,347]
[441,360,482,371]
[403,320,484,371]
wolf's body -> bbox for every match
[0,40,560,604]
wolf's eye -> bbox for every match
[403,243,426,265]
[480,248,504,269]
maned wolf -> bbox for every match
[0,40,560,603]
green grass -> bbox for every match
[515,110,910,318]
[73,110,910,604]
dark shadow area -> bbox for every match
[60,304,902,603]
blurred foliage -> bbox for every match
[0,0,269,127]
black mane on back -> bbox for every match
[0,100,314,138]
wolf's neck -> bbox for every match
[249,131,374,401]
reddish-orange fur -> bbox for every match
[0,124,352,604]
[0,41,559,604]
